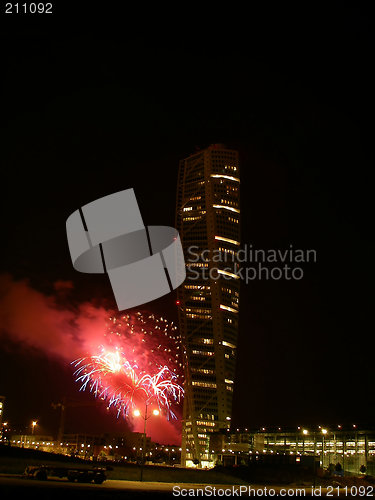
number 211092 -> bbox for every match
[5,3,52,13]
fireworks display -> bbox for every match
[72,312,184,420]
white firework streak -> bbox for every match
[72,351,184,419]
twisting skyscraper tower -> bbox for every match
[176,144,241,467]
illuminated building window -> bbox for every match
[215,236,240,246]
[192,382,217,388]
[220,304,238,314]
[185,308,211,314]
[213,204,240,213]
[222,341,236,349]
[210,174,240,183]
[217,269,240,279]
[186,314,212,319]
[192,368,215,375]
[196,421,216,427]
[185,285,211,290]
[183,216,202,221]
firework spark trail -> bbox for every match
[72,312,184,420]
[72,352,184,419]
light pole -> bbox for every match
[302,429,316,488]
[322,429,327,469]
[31,421,37,435]
[1,422,7,443]
[134,404,159,482]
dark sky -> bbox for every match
[0,6,374,441]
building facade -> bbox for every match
[210,426,375,475]
[176,144,241,467]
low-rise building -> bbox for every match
[209,425,375,474]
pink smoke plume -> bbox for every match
[0,274,109,361]
[0,274,183,444]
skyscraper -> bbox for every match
[176,144,241,467]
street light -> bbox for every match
[31,421,37,435]
[322,429,327,469]
[301,428,317,487]
[1,422,7,443]
[133,404,159,482]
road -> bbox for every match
[0,475,364,498]
[2,476,169,498]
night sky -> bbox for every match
[1,6,374,443]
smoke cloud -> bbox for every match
[0,274,109,361]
